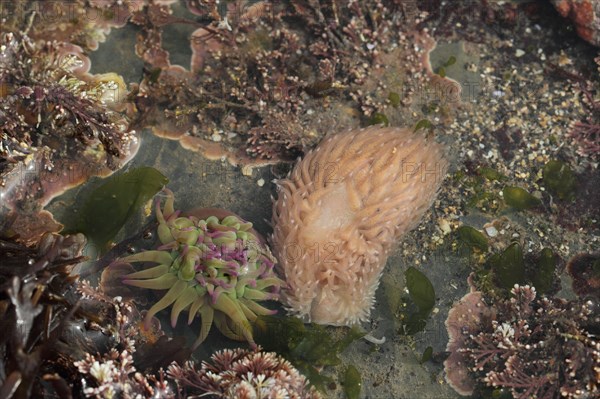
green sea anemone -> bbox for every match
[121,189,283,348]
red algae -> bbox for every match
[129,1,443,165]
[0,32,139,243]
[444,291,494,396]
[445,286,599,398]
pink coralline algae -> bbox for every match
[445,285,600,398]
[167,346,321,399]
[272,127,448,325]
[64,275,198,399]
[0,0,143,51]
[121,189,283,348]
[75,339,173,399]
[128,0,441,167]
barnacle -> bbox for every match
[121,189,283,348]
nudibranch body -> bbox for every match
[272,127,448,325]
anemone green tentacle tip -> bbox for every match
[121,189,283,348]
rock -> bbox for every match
[551,0,600,46]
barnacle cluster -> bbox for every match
[445,285,599,398]
[121,189,283,348]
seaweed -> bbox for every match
[387,92,401,107]
[254,316,365,392]
[529,247,559,295]
[456,225,489,252]
[457,164,505,212]
[488,242,526,290]
[477,166,507,182]
[59,167,168,252]
[413,119,434,132]
[420,346,433,364]
[445,286,599,398]
[0,233,85,398]
[342,365,362,399]
[399,267,436,335]
[542,160,576,201]
[471,243,561,298]
[502,186,541,210]
[368,112,390,127]
[0,32,134,174]
[0,223,195,398]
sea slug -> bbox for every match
[272,126,448,325]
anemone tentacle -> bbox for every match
[122,250,173,265]
[122,189,282,348]
[122,273,178,289]
[123,264,169,279]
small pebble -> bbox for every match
[438,218,451,235]
[257,178,265,187]
[485,226,498,237]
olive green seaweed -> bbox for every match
[405,267,435,311]
[387,92,401,107]
[488,242,525,290]
[60,167,168,252]
[542,160,576,200]
[503,186,541,210]
[530,248,558,295]
[400,267,436,335]
[413,119,433,132]
[420,346,433,364]
[343,365,362,399]
[254,315,365,392]
[368,112,389,127]
[457,225,489,252]
[477,166,507,182]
